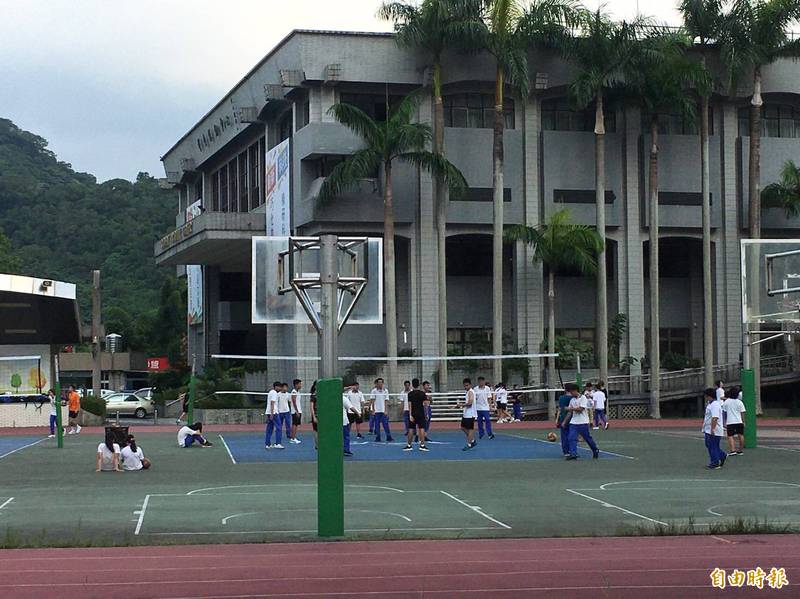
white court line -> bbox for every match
[0,497,14,511]
[598,479,800,491]
[186,483,403,496]
[503,432,636,460]
[439,490,511,529]
[0,437,45,459]
[634,429,800,453]
[147,526,499,536]
[133,494,150,536]
[565,489,668,526]
[218,435,236,464]
[222,512,259,525]
[220,509,412,524]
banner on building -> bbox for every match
[185,199,202,222]
[146,357,171,371]
[187,265,203,326]
[265,138,290,235]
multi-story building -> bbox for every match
[156,29,800,398]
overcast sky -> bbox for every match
[1,0,681,182]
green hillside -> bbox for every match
[0,117,183,359]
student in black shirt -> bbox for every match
[403,378,429,452]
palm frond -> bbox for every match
[391,122,432,156]
[762,160,800,218]
[399,150,468,196]
[315,149,382,204]
[327,103,383,149]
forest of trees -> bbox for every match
[0,117,185,363]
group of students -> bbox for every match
[553,381,609,460]
[95,431,151,472]
[46,385,83,438]
[702,380,747,469]
[457,377,524,451]
[264,379,304,449]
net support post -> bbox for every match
[317,377,344,537]
[187,355,196,425]
[54,353,63,449]
[741,368,757,449]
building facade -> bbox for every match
[156,29,800,391]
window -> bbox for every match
[738,104,800,138]
[444,93,515,129]
[642,108,714,135]
[219,272,251,302]
[553,189,616,204]
[238,151,248,211]
[340,93,404,122]
[457,187,512,202]
[446,236,493,275]
[211,171,220,211]
[279,112,292,143]
[447,328,491,355]
[249,137,264,208]
[219,163,228,212]
[227,161,237,212]
[296,92,310,130]
[542,99,615,132]
[646,328,691,358]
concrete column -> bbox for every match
[204,266,221,368]
[321,87,336,123]
[718,103,743,364]
[689,245,704,359]
[519,95,544,383]
[619,107,645,381]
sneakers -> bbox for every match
[604,422,609,430]
[403,445,413,451]
[593,451,599,459]
[736,451,744,455]
[592,426,599,430]
[273,443,284,449]
[461,444,472,451]
[67,430,74,435]
[343,450,353,457]
[289,438,301,444]
[47,434,55,438]
[418,445,429,452]
[727,451,738,456]
[75,425,81,434]
[356,434,364,439]
[707,463,721,469]
[387,436,395,443]
[488,434,495,440]
[375,437,382,443]
[565,454,578,460]
[202,440,213,447]
[265,444,273,449]
[719,454,726,468]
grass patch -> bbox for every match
[620,516,796,537]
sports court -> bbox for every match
[1,421,799,547]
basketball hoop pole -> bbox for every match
[741,329,757,449]
[317,234,344,537]
[54,353,63,449]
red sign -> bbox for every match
[147,357,170,371]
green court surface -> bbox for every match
[0,427,798,547]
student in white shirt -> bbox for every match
[565,383,599,460]
[495,382,510,423]
[342,392,360,457]
[289,378,303,444]
[592,382,608,430]
[96,431,122,472]
[400,380,412,434]
[178,422,212,447]
[722,385,747,456]
[715,380,725,402]
[459,378,478,451]
[278,382,292,440]
[121,434,151,471]
[47,389,59,438]
[583,383,595,429]
[474,377,495,440]
[370,377,394,442]
[264,381,283,449]
[347,382,366,439]
[702,387,726,469]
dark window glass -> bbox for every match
[227,161,237,212]
[446,236,492,275]
[211,171,220,211]
[219,165,228,212]
[219,272,251,302]
[340,93,403,122]
[447,328,492,355]
[296,92,310,130]
[542,99,615,132]
[443,93,515,129]
[238,152,248,212]
[738,104,800,138]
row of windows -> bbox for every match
[210,137,265,213]
[443,93,515,129]
[738,104,800,138]
[542,99,616,133]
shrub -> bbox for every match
[81,394,107,417]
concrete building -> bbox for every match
[156,30,800,400]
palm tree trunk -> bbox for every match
[433,60,449,391]
[384,162,399,392]
[594,91,608,385]
[701,93,714,389]
[547,269,556,420]
[492,65,505,384]
[749,65,763,415]
[648,118,661,419]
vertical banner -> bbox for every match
[185,199,202,222]
[187,265,203,326]
[265,138,291,235]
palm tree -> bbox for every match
[566,11,643,387]
[625,31,710,418]
[721,0,800,414]
[679,0,724,391]
[483,0,578,384]
[379,0,483,391]
[506,209,604,419]
[763,160,800,217]
[316,92,467,389]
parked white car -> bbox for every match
[104,390,155,419]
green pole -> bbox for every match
[187,356,196,425]
[317,377,344,537]
[741,368,757,449]
[54,353,63,449]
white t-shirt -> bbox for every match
[49,395,57,416]
[462,389,477,418]
[265,389,279,415]
[97,442,121,471]
[584,391,595,409]
[592,390,606,410]
[290,389,302,414]
[400,390,410,411]
[342,395,355,426]
[495,388,508,404]
[347,390,364,415]
[568,395,590,425]
[121,445,145,471]
[177,426,197,446]
[277,391,290,413]
[715,387,725,402]
[370,388,389,413]
[722,398,746,426]
[702,399,724,436]
[474,385,492,411]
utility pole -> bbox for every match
[91,270,102,399]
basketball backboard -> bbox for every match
[741,239,800,324]
[252,236,383,328]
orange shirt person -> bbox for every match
[67,386,82,435]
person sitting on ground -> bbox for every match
[96,431,122,472]
[121,434,151,471]
[177,422,213,447]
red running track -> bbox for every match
[1,535,798,598]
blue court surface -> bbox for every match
[0,436,44,459]
[219,431,625,464]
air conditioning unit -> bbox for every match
[535,72,549,90]
[279,69,305,87]
[324,63,342,85]
[264,83,285,101]
[238,106,258,123]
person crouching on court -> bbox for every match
[178,422,212,447]
[96,430,122,472]
[121,434,151,471]
[565,383,599,460]
[702,388,726,469]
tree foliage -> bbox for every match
[763,160,800,218]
